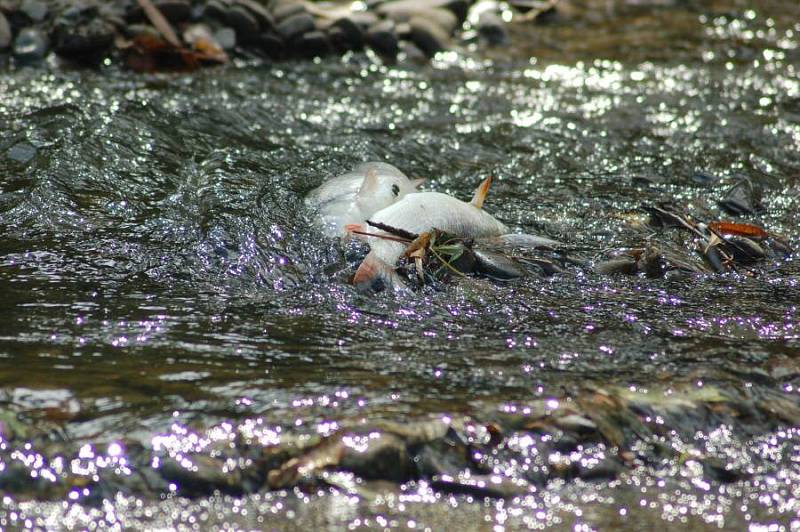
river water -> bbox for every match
[1,1,799,529]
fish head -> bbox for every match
[355,168,421,219]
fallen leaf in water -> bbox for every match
[708,221,769,239]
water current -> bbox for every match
[1,1,799,529]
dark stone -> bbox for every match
[0,12,11,50]
[477,11,508,45]
[719,178,763,215]
[7,141,37,163]
[366,20,399,58]
[202,0,228,22]
[127,0,191,24]
[595,256,638,276]
[329,17,364,51]
[20,0,48,22]
[408,16,449,57]
[272,1,306,22]
[293,30,330,58]
[13,27,48,62]
[226,5,260,43]
[254,31,284,59]
[690,171,720,186]
[276,12,315,40]
[235,0,275,31]
[155,0,191,23]
[125,23,161,40]
[339,433,412,482]
[53,18,115,60]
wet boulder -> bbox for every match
[326,17,364,52]
[408,16,450,57]
[294,30,330,59]
[477,11,509,45]
[276,12,315,41]
[20,0,49,23]
[226,5,260,44]
[13,27,48,63]
[366,20,399,59]
[234,0,275,31]
[201,0,228,22]
[53,18,115,61]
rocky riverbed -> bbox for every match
[0,0,557,70]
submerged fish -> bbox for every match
[305,162,423,237]
[349,178,508,288]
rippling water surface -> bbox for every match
[1,1,800,529]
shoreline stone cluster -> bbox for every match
[0,0,554,71]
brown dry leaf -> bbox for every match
[708,221,770,239]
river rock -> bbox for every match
[235,0,275,31]
[408,16,449,57]
[276,12,315,41]
[254,31,284,59]
[226,5,260,43]
[214,27,236,50]
[477,11,508,45]
[53,18,115,59]
[0,12,11,50]
[202,0,227,22]
[294,30,330,58]
[328,17,364,51]
[155,0,191,23]
[127,0,191,24]
[20,0,48,22]
[13,27,48,62]
[366,19,399,58]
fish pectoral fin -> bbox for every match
[412,177,426,189]
[352,251,406,292]
[470,175,493,209]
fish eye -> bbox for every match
[391,184,400,196]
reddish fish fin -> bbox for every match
[471,175,493,209]
[352,251,404,291]
[412,177,426,189]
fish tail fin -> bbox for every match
[352,251,405,291]
[471,175,493,209]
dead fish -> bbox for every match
[348,178,508,289]
[305,162,424,237]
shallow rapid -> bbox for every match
[1,0,799,529]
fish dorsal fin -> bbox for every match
[471,175,493,209]
[357,168,380,201]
